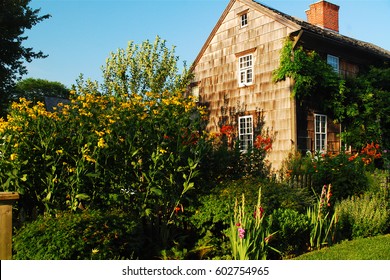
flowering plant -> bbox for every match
[227,188,279,260]
[306,184,337,250]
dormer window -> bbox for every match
[327,54,339,73]
[241,13,248,27]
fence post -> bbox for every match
[0,192,19,260]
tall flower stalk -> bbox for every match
[228,188,279,260]
[307,184,337,250]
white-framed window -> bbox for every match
[238,54,253,87]
[314,114,327,152]
[241,13,248,27]
[327,54,339,73]
[191,85,199,100]
[239,115,253,152]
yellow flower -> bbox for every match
[94,130,105,137]
[83,154,96,163]
[56,149,63,155]
[92,248,99,254]
[97,138,107,148]
[10,153,17,161]
[67,167,76,173]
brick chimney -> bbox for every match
[306,1,340,32]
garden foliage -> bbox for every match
[13,209,141,260]
[335,190,390,240]
[227,188,278,260]
[282,150,370,201]
[0,83,208,258]
[273,39,390,153]
[268,208,309,258]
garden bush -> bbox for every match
[188,177,314,259]
[0,89,211,258]
[282,151,370,201]
[335,190,390,240]
[268,208,310,259]
[13,209,142,260]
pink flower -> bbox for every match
[238,227,245,239]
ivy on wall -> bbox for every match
[273,39,390,154]
[272,39,341,103]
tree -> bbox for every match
[336,64,390,150]
[13,78,69,102]
[100,36,192,96]
[0,0,50,114]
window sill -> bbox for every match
[238,83,255,89]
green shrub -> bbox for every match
[188,177,313,259]
[311,152,369,200]
[335,191,389,240]
[268,208,310,259]
[261,182,314,213]
[282,151,369,201]
[13,210,142,260]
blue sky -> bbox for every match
[25,0,390,88]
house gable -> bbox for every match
[192,0,301,70]
[191,0,302,171]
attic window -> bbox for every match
[241,13,248,27]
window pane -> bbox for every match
[315,116,320,133]
[321,134,326,150]
[240,71,245,83]
[247,69,252,83]
[241,14,248,27]
[321,117,326,133]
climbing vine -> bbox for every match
[273,39,390,157]
[273,39,341,103]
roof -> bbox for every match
[44,96,71,112]
[191,0,390,69]
[251,0,390,61]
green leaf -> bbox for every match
[150,187,162,196]
[43,191,52,202]
[75,193,90,201]
[20,174,28,181]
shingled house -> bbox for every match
[190,0,390,171]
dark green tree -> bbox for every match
[0,0,50,114]
[13,78,69,102]
[337,64,390,150]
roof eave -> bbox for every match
[293,28,390,65]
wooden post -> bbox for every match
[0,192,19,260]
